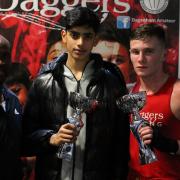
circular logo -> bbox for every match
[140,0,169,14]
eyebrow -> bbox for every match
[68,30,94,36]
[130,47,155,51]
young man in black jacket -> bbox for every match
[0,34,22,179]
[23,6,129,180]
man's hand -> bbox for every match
[49,123,79,146]
[138,125,153,145]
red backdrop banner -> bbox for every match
[0,0,179,82]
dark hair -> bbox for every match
[64,6,100,33]
[5,63,31,90]
[130,23,167,47]
[0,34,11,64]
[98,15,130,50]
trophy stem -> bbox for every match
[132,108,141,120]
[73,108,81,120]
[56,114,80,161]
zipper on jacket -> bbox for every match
[72,80,80,180]
[76,80,80,93]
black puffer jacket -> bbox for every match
[23,53,130,180]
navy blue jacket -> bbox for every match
[0,87,22,180]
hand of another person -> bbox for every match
[49,123,78,146]
[138,125,153,145]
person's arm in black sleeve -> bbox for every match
[110,74,130,180]
[22,77,57,156]
[114,108,130,180]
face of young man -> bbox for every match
[7,83,28,107]
[61,25,98,62]
[130,36,166,78]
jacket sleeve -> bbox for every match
[113,108,130,180]
[22,77,58,156]
[100,68,130,179]
[105,70,130,180]
[111,77,130,180]
[0,90,22,180]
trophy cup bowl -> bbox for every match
[116,91,146,113]
[116,91,157,164]
[57,92,98,161]
[69,92,97,112]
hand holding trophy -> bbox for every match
[57,92,98,161]
[116,91,157,164]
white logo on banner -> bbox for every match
[140,0,169,14]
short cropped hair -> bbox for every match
[5,63,31,90]
[130,23,167,47]
[64,6,100,33]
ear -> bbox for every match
[93,35,99,47]
[61,29,67,43]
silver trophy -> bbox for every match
[116,91,157,164]
[57,92,99,161]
